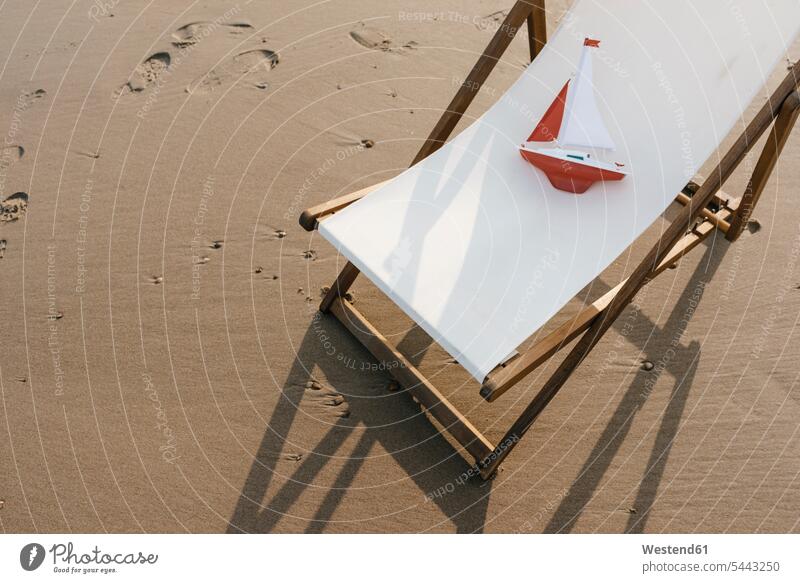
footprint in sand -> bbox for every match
[74,149,100,159]
[319,286,353,303]
[187,48,278,94]
[0,145,24,168]
[254,267,278,280]
[349,24,418,53]
[115,52,171,97]
[260,450,303,462]
[475,10,509,31]
[20,89,46,108]
[0,192,28,223]
[747,219,762,234]
[304,379,350,419]
[329,130,376,151]
[172,21,254,48]
[255,224,287,241]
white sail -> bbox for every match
[559,42,616,151]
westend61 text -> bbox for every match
[642,544,708,555]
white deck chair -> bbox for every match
[300,0,800,479]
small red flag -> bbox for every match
[584,38,600,47]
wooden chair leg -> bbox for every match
[320,261,360,313]
[727,90,800,241]
[527,0,547,62]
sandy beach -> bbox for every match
[1,0,800,533]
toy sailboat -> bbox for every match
[519,38,627,194]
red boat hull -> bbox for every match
[520,148,626,194]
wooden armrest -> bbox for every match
[299,180,389,231]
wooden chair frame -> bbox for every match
[300,0,800,479]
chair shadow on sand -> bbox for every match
[226,122,511,534]
[545,233,729,533]
[226,308,494,533]
[228,227,729,533]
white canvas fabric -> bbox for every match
[319,0,800,382]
